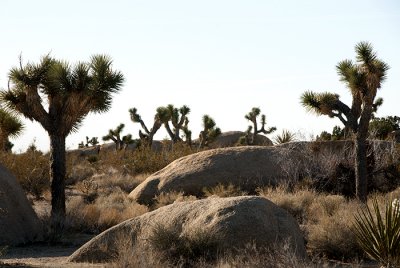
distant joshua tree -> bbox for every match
[240,107,276,145]
[103,123,134,150]
[0,54,124,234]
[162,104,191,143]
[129,107,169,147]
[198,115,221,149]
[0,108,23,152]
[79,136,99,148]
[301,42,389,202]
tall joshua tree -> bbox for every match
[103,123,134,150]
[0,108,24,152]
[301,42,389,202]
[198,115,221,148]
[161,104,190,143]
[0,54,124,232]
[129,107,169,147]
[242,107,276,145]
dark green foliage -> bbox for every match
[0,108,24,152]
[317,126,345,141]
[369,116,400,140]
[353,198,400,267]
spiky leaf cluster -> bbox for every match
[353,198,400,267]
[0,54,124,137]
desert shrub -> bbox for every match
[75,179,99,203]
[96,173,148,193]
[114,238,311,268]
[66,189,148,233]
[0,151,49,199]
[215,242,311,268]
[307,202,362,259]
[257,186,316,224]
[353,198,400,267]
[147,223,222,265]
[203,184,247,198]
[97,142,195,176]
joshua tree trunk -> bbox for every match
[354,102,373,202]
[49,134,66,235]
[354,137,368,202]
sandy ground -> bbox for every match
[0,243,105,267]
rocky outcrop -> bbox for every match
[69,196,306,263]
[129,146,302,204]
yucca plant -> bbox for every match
[274,129,296,144]
[353,198,400,267]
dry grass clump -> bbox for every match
[203,184,247,198]
[95,172,149,194]
[257,186,316,224]
[153,191,198,209]
[307,201,362,259]
[94,142,195,176]
[257,186,364,260]
[113,233,311,268]
[66,188,148,233]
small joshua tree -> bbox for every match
[103,123,134,150]
[241,107,276,145]
[160,104,190,143]
[0,108,24,152]
[129,107,169,147]
[198,115,221,149]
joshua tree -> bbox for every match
[241,107,276,145]
[129,107,169,147]
[0,108,24,152]
[103,123,134,150]
[182,118,192,147]
[0,54,124,232]
[79,136,99,148]
[301,42,389,202]
[198,115,221,148]
[160,104,190,143]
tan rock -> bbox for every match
[69,196,306,263]
[129,145,301,204]
[0,164,42,245]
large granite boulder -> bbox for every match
[0,164,42,245]
[206,131,273,148]
[129,145,302,204]
[69,196,306,263]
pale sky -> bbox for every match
[0,0,399,152]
